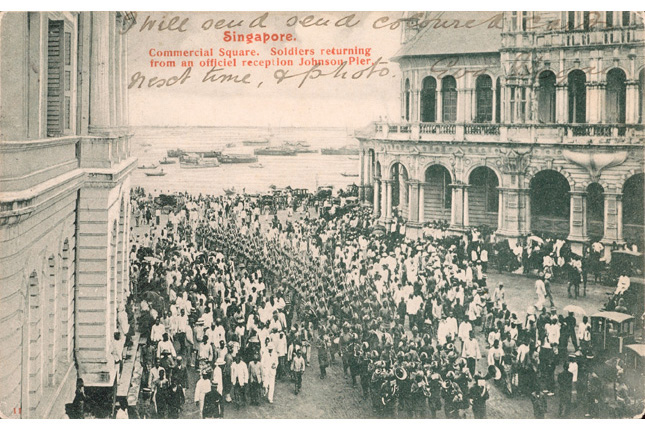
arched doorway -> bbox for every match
[468,166,499,228]
[475,75,493,123]
[568,70,586,123]
[586,183,604,240]
[442,76,458,123]
[538,70,556,123]
[404,79,411,121]
[530,170,571,235]
[606,68,626,124]
[623,173,644,247]
[423,165,452,222]
[390,162,409,218]
[420,76,437,122]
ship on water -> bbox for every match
[218,153,259,164]
[320,144,360,155]
[180,154,220,169]
[242,137,270,146]
[167,148,187,158]
[254,145,298,156]
[284,140,316,153]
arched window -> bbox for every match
[568,70,586,123]
[442,76,457,123]
[538,71,556,123]
[420,76,437,122]
[404,79,411,121]
[475,75,493,123]
[606,68,626,124]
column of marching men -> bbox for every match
[124,187,635,419]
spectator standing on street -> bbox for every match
[292,349,306,395]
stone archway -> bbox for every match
[623,173,644,247]
[468,166,499,228]
[586,182,604,240]
[530,170,571,235]
[423,164,452,223]
[390,162,409,218]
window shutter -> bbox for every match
[47,21,65,137]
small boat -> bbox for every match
[249,163,264,169]
[145,170,167,177]
[321,145,360,155]
[138,164,158,170]
[160,157,176,165]
[219,154,259,164]
[167,149,187,158]
[224,187,237,196]
[348,156,359,160]
[243,138,270,146]
[341,172,359,177]
[141,143,152,147]
[225,142,236,148]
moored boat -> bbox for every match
[218,154,259,164]
[167,149,186,158]
[138,164,158,170]
[242,138,270,146]
[283,141,315,153]
[179,155,220,169]
[248,163,264,169]
[320,145,360,155]
[254,146,297,156]
[341,172,359,177]
[160,157,176,165]
[145,170,167,177]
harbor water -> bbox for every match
[130,126,361,196]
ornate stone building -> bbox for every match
[0,12,134,418]
[357,11,644,254]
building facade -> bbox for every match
[358,11,645,253]
[0,12,135,418]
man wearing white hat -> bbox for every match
[261,343,279,403]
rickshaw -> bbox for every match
[590,311,635,355]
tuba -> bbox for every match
[394,366,408,381]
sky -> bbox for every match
[126,12,405,128]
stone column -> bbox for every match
[373,179,381,218]
[497,188,504,231]
[567,190,589,250]
[359,150,366,202]
[89,12,111,134]
[384,180,393,220]
[496,187,531,239]
[436,80,443,122]
[418,182,425,224]
[463,186,470,227]
[556,83,568,124]
[408,181,420,223]
[381,179,388,221]
[626,81,639,124]
[601,192,625,247]
[449,184,465,230]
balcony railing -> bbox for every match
[420,123,456,135]
[464,124,500,136]
[372,121,644,144]
[520,26,643,48]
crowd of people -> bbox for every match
[121,186,640,419]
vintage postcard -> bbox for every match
[0,10,643,420]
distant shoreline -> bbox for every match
[130,125,352,131]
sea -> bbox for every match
[130,126,361,196]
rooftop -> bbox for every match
[392,11,503,61]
